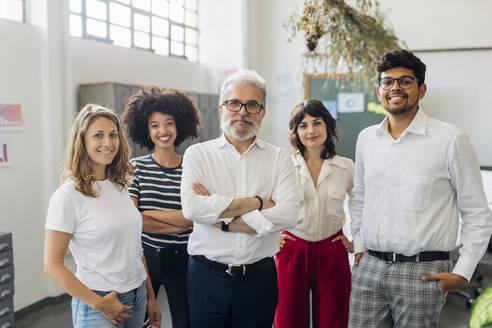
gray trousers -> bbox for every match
[348,253,452,328]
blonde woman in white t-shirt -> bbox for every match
[274,100,354,328]
[44,104,161,327]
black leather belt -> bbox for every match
[192,255,274,276]
[368,250,449,263]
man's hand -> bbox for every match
[279,233,296,249]
[144,298,162,328]
[262,199,275,210]
[95,291,134,325]
[192,183,211,196]
[332,235,354,253]
[354,252,364,267]
[421,272,467,292]
[229,217,256,234]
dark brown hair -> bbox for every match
[122,86,200,150]
[377,49,426,86]
[289,99,337,159]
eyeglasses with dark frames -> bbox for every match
[379,76,419,90]
[222,99,264,114]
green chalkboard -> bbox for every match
[306,75,385,161]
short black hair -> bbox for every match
[377,49,426,86]
[289,99,337,159]
[122,86,200,150]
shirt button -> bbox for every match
[385,187,390,192]
[384,210,388,214]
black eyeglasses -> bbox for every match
[222,100,264,114]
[379,76,419,90]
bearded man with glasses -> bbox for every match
[180,69,300,328]
[348,49,492,327]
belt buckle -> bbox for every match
[226,264,246,276]
[392,253,397,263]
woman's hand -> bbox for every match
[95,291,134,325]
[332,234,354,253]
[193,183,211,196]
[280,233,296,249]
[145,298,162,328]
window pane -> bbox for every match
[185,45,197,62]
[110,24,131,47]
[70,0,82,14]
[152,16,169,37]
[152,36,169,55]
[171,41,184,56]
[70,14,83,37]
[169,3,184,23]
[185,10,197,27]
[109,2,131,27]
[132,0,150,11]
[185,0,197,11]
[0,0,23,22]
[169,0,184,6]
[114,0,131,4]
[87,18,108,38]
[87,0,107,21]
[185,27,197,45]
[134,31,150,48]
[134,13,150,32]
[152,0,168,17]
[170,24,183,42]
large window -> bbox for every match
[0,0,24,22]
[69,0,199,62]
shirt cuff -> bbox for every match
[353,235,366,254]
[452,255,476,282]
[242,210,274,236]
[209,194,234,218]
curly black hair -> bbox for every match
[289,99,338,159]
[377,49,426,86]
[122,86,200,150]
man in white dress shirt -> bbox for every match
[181,69,300,328]
[348,49,492,327]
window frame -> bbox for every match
[69,0,199,62]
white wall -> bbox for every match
[0,19,50,310]
[248,0,492,165]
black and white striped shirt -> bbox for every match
[129,154,191,248]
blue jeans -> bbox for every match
[72,281,147,327]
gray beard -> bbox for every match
[221,118,259,141]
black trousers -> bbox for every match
[187,255,278,328]
[143,243,190,328]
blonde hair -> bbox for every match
[61,104,133,197]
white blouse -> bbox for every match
[289,153,354,242]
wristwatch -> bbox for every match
[221,221,229,232]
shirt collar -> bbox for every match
[292,152,347,169]
[376,108,427,137]
[216,133,267,150]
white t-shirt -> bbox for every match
[45,179,147,293]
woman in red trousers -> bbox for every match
[275,100,354,328]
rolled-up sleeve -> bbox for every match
[181,145,233,224]
[241,150,301,235]
[449,134,492,281]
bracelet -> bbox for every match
[221,221,229,232]
[255,196,263,211]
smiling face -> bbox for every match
[376,67,427,116]
[84,117,120,178]
[219,83,265,142]
[297,114,328,152]
[148,112,177,150]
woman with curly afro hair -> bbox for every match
[122,86,200,328]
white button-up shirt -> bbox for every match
[349,109,492,280]
[289,153,354,241]
[181,135,301,265]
